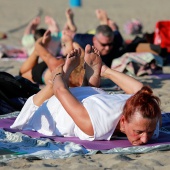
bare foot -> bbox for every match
[63,48,81,80]
[42,30,51,46]
[108,19,119,31]
[30,17,41,30]
[95,9,108,25]
[51,48,81,86]
[84,45,102,87]
[45,16,59,33]
[35,30,64,71]
[41,29,58,56]
[24,16,41,34]
[65,8,74,20]
[65,8,77,32]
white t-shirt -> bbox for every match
[11,87,131,141]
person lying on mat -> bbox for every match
[20,8,79,86]
[20,30,84,87]
[11,36,161,146]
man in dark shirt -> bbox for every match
[72,25,124,67]
[63,24,164,68]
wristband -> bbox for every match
[52,72,62,83]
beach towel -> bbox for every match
[0,44,27,61]
[0,112,170,162]
[111,52,163,76]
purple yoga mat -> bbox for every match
[0,118,170,150]
[150,73,170,79]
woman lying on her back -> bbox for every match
[11,31,161,146]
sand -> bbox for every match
[0,0,170,169]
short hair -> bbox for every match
[123,85,161,122]
[95,25,114,38]
[34,28,46,41]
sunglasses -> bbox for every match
[96,38,113,47]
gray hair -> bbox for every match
[95,25,114,38]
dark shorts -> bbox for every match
[32,61,47,84]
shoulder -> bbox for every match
[83,93,132,112]
[74,33,93,40]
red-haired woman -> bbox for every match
[11,44,161,146]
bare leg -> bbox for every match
[107,19,119,31]
[95,9,108,25]
[45,16,60,33]
[19,49,39,82]
[33,47,81,106]
[24,17,41,35]
[33,57,64,106]
[64,8,77,32]
[35,29,81,86]
[35,30,64,71]
[20,17,41,81]
[32,53,66,107]
[83,44,102,87]
[20,30,59,83]
[62,29,75,40]
[95,9,118,31]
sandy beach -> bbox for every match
[1,0,170,169]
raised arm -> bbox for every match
[101,64,143,94]
[52,49,94,136]
[53,74,93,136]
[53,45,103,136]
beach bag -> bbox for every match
[0,72,40,114]
[124,18,143,35]
[154,20,170,52]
